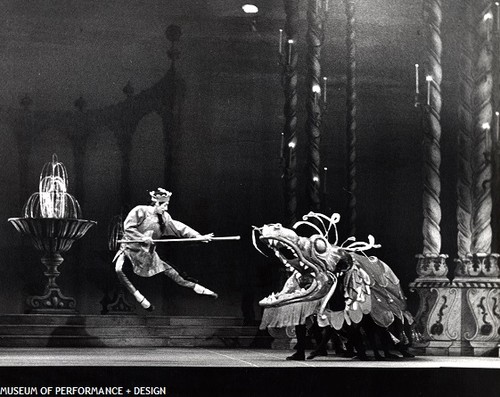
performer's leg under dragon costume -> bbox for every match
[114,203,217,310]
[259,271,322,360]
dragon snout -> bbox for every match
[260,223,283,237]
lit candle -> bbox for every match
[496,2,500,31]
[279,29,283,54]
[312,84,321,107]
[426,75,433,106]
[322,167,328,194]
[415,64,419,94]
[280,132,285,158]
[288,140,295,159]
[323,76,327,103]
[288,141,296,167]
[313,176,319,184]
[287,39,294,65]
[496,111,500,142]
[483,122,491,149]
[484,12,493,41]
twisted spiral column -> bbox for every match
[344,0,357,237]
[421,0,443,255]
[305,0,324,212]
[283,0,300,227]
[495,5,500,111]
[492,5,500,253]
[457,0,475,258]
[471,1,493,254]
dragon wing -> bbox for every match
[352,253,414,328]
[319,254,413,330]
[318,263,372,330]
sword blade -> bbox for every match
[117,236,241,243]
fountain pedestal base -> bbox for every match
[27,288,77,313]
[27,252,77,313]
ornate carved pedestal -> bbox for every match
[103,284,135,315]
[9,217,96,313]
[410,253,500,356]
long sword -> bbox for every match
[117,236,240,243]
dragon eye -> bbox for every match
[314,238,327,253]
[273,223,282,230]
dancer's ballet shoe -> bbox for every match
[194,284,218,299]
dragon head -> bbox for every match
[254,223,350,307]
[253,212,380,308]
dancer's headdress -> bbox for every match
[149,187,172,203]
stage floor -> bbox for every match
[1,349,500,397]
[0,347,499,368]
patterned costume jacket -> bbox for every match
[120,205,201,278]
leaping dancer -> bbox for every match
[114,188,237,311]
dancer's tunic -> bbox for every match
[120,205,201,280]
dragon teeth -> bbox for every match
[299,261,309,270]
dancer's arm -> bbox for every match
[165,213,213,241]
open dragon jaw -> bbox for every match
[252,212,413,330]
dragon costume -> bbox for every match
[253,212,413,355]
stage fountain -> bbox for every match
[9,154,96,313]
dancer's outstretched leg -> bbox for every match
[163,263,218,298]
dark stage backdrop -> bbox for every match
[0,0,466,319]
